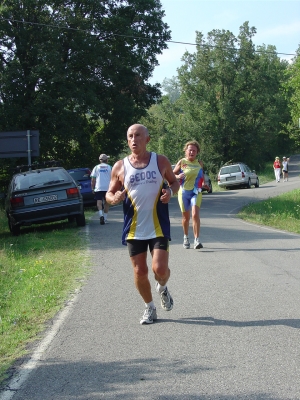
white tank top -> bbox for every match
[122,152,170,244]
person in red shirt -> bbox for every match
[273,156,281,183]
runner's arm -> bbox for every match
[105,161,125,205]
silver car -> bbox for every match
[218,162,259,189]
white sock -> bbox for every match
[156,283,166,293]
[104,213,108,220]
[184,234,188,239]
[99,210,103,217]
[146,301,155,309]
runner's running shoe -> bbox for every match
[140,306,157,324]
[156,282,173,311]
[100,216,105,225]
[194,238,203,249]
[183,237,190,249]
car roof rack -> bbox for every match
[222,161,244,166]
[11,160,64,174]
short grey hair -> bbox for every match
[127,124,149,137]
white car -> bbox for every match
[218,162,259,189]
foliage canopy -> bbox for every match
[144,22,296,174]
[0,0,171,168]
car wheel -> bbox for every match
[255,178,259,188]
[246,179,251,188]
[76,213,86,227]
[8,218,20,236]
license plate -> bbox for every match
[33,194,58,203]
[226,176,236,181]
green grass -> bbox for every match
[254,161,276,185]
[210,161,300,232]
[238,189,300,233]
[0,208,94,384]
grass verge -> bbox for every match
[238,189,300,234]
[0,208,94,385]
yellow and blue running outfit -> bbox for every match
[122,152,171,245]
[178,158,204,212]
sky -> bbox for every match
[149,0,300,85]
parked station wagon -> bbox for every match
[218,162,259,189]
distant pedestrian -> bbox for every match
[273,156,281,183]
[91,154,112,224]
[282,156,289,182]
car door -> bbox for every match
[245,165,255,184]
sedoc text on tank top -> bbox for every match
[122,152,171,245]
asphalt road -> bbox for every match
[1,156,300,400]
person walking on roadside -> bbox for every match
[91,154,112,225]
[106,124,179,325]
[173,140,204,250]
[282,156,289,182]
[273,156,281,183]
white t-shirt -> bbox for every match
[91,163,112,192]
[282,160,288,171]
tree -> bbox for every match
[141,95,194,163]
[0,0,171,167]
[176,22,291,170]
[161,77,180,103]
[283,46,300,149]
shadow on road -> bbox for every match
[2,359,287,400]
[173,316,300,329]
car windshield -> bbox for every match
[220,165,241,175]
[68,170,91,181]
[13,169,70,190]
